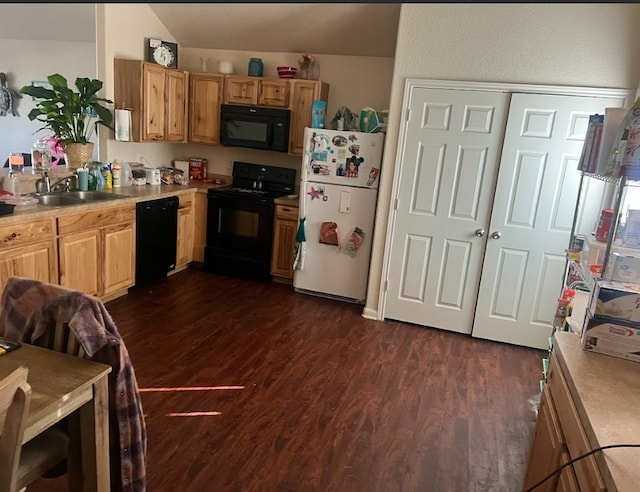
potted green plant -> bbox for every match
[20,73,113,169]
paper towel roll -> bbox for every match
[115,109,131,142]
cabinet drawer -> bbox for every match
[0,219,55,250]
[276,205,299,221]
[58,206,136,235]
[547,358,606,492]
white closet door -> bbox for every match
[472,92,625,349]
[383,88,510,333]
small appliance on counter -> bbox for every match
[145,168,161,185]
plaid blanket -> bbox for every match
[0,276,147,492]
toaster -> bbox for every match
[145,168,161,185]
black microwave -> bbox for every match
[220,104,291,152]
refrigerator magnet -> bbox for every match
[367,167,380,187]
[311,163,331,176]
[307,186,323,200]
[319,221,340,247]
[343,227,365,257]
[345,156,363,178]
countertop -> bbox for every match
[0,176,228,226]
[274,195,299,206]
[553,331,640,491]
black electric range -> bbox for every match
[205,162,297,281]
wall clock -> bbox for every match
[146,38,178,69]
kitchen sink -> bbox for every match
[64,191,130,202]
[35,190,130,207]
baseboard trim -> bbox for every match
[361,307,379,320]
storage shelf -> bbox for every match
[582,171,640,187]
[566,259,593,291]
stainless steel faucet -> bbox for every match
[50,175,78,193]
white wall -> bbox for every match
[97,4,394,183]
[0,39,96,165]
[365,3,640,317]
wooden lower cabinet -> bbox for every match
[271,202,299,281]
[0,241,57,293]
[58,229,100,296]
[557,449,580,492]
[0,218,57,294]
[522,386,564,491]
[175,193,195,270]
[193,192,207,262]
[523,351,606,492]
[102,222,136,295]
[58,205,136,299]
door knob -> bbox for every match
[491,231,502,239]
[475,229,485,237]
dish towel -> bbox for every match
[293,216,307,271]
[0,276,147,492]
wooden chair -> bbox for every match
[0,366,30,492]
[0,366,68,492]
[42,320,86,358]
[1,276,148,490]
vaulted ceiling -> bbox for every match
[1,4,400,58]
[147,3,400,58]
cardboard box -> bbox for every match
[606,252,640,283]
[590,279,640,322]
[581,309,640,362]
[188,158,208,181]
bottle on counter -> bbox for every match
[112,161,121,188]
[103,165,113,189]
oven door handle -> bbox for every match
[208,193,271,208]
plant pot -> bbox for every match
[64,142,94,170]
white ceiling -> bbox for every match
[0,4,96,42]
[0,4,400,58]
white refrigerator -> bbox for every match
[293,127,385,303]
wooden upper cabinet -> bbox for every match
[224,76,290,108]
[114,58,188,143]
[224,76,259,105]
[259,79,289,107]
[142,63,166,141]
[189,73,224,145]
[165,69,189,142]
[288,80,330,155]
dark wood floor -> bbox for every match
[28,267,544,491]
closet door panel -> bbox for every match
[384,88,510,333]
[472,92,625,349]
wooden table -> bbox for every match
[0,343,112,491]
